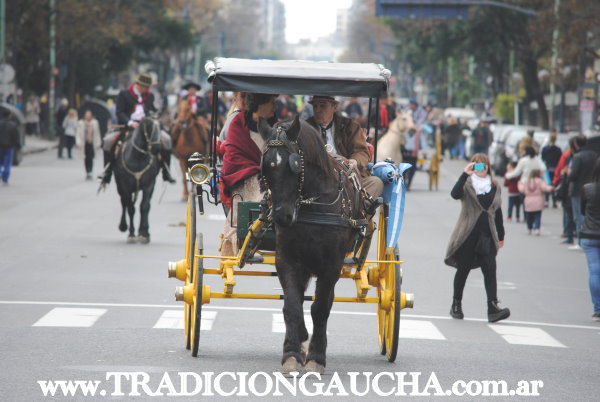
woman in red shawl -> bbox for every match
[220,93,277,256]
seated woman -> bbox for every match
[220,93,277,256]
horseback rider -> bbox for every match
[305,95,383,199]
[181,82,208,118]
[98,72,175,186]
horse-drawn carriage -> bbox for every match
[167,58,414,371]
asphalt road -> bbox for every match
[0,149,598,401]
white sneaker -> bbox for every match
[568,244,582,251]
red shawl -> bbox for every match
[127,84,151,114]
[221,112,261,194]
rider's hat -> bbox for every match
[183,82,201,91]
[308,95,339,105]
[135,72,153,87]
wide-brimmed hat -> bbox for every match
[308,95,339,105]
[183,82,201,91]
[135,73,153,87]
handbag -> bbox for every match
[555,174,568,201]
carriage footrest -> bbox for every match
[343,257,358,265]
[246,255,264,264]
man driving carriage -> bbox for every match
[305,95,383,199]
[98,72,175,186]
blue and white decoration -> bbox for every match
[370,161,413,248]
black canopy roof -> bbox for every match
[206,58,390,98]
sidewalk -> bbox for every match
[22,135,57,155]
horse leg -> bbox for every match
[118,197,128,233]
[277,258,310,373]
[179,158,188,201]
[127,194,136,243]
[305,271,339,373]
[138,183,155,244]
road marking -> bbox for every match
[272,314,313,334]
[32,308,106,327]
[153,310,217,330]
[400,320,446,340]
[3,300,599,331]
[489,325,567,348]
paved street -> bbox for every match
[1,147,598,401]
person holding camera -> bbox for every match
[445,154,510,323]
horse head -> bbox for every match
[390,111,416,136]
[260,115,303,227]
[136,117,161,154]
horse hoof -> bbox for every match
[304,360,324,374]
[119,223,128,232]
[281,357,301,374]
[138,236,150,244]
[126,236,136,244]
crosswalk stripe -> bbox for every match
[272,314,313,334]
[153,310,217,330]
[489,324,567,348]
[32,308,106,327]
[400,319,446,340]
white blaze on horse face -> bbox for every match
[276,150,283,166]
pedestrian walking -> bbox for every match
[518,169,554,235]
[504,161,522,222]
[568,136,597,250]
[553,144,575,244]
[445,153,510,323]
[0,110,21,185]
[62,108,78,159]
[56,98,69,158]
[24,95,40,136]
[580,157,600,322]
[541,132,562,208]
[76,110,101,180]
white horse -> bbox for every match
[376,111,416,164]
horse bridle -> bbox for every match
[131,120,161,155]
[262,125,346,210]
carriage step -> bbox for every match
[246,255,264,263]
[343,257,358,265]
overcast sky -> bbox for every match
[281,0,352,44]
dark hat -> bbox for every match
[308,95,338,105]
[409,98,418,105]
[183,82,201,91]
[135,73,153,87]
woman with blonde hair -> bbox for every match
[62,108,78,159]
[445,153,510,322]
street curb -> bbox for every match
[22,144,57,155]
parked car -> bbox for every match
[0,102,25,166]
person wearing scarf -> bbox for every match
[99,73,175,186]
[445,154,510,323]
[220,93,277,257]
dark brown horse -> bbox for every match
[260,116,365,374]
[171,100,208,200]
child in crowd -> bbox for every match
[504,161,522,222]
[519,169,554,235]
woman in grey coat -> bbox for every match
[445,153,510,322]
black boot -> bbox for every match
[487,299,510,323]
[450,298,464,319]
[161,151,176,184]
[98,151,113,185]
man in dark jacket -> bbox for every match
[99,73,175,185]
[568,135,598,247]
[0,110,21,185]
[305,95,382,199]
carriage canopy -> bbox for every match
[206,58,390,98]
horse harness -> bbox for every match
[120,120,161,195]
[262,126,368,229]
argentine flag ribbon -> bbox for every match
[371,161,413,249]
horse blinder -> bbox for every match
[288,153,302,174]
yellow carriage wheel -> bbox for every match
[375,208,402,362]
[376,210,387,356]
[190,233,204,357]
[183,193,197,350]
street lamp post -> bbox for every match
[49,0,56,139]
